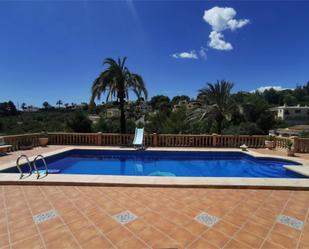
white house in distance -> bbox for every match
[270,104,309,124]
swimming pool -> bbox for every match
[1,149,306,178]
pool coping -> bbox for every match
[0,146,309,189]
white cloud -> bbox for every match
[203,6,249,51]
[251,86,293,93]
[171,50,198,59]
[203,7,235,32]
[203,6,250,32]
[227,19,250,31]
[199,47,207,60]
[171,48,207,60]
[208,31,233,50]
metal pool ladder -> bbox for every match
[33,154,48,178]
[16,154,48,179]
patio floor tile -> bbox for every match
[125,218,149,233]
[9,224,38,244]
[224,239,252,249]
[136,226,167,247]
[0,233,9,248]
[202,228,230,248]
[117,235,149,249]
[187,237,219,249]
[71,224,100,244]
[106,226,133,246]
[234,229,264,248]
[80,235,114,249]
[268,230,298,249]
[185,219,209,236]
[169,226,197,248]
[11,235,44,249]
[241,221,269,238]
[0,183,308,248]
[212,220,240,237]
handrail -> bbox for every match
[33,154,48,178]
[16,155,32,179]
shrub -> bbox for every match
[66,112,92,133]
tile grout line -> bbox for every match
[94,186,184,248]
[20,185,47,249]
[186,193,245,247]
[2,186,12,249]
[153,188,255,248]
[3,188,46,249]
[258,190,294,249]
[185,192,251,248]
[220,189,274,249]
[296,195,309,249]
[38,186,82,248]
[81,186,153,248]
[109,186,203,247]
[69,186,121,249]
[132,187,245,248]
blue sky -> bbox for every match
[0,1,309,107]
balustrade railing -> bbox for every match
[2,132,309,153]
[275,136,291,149]
[2,133,41,151]
[297,138,309,153]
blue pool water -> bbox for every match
[1,150,306,178]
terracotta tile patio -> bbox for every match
[0,185,308,249]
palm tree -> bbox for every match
[56,100,63,109]
[21,103,27,111]
[195,80,234,134]
[90,57,147,133]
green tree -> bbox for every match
[0,101,17,116]
[150,95,170,110]
[145,112,168,133]
[196,80,234,134]
[171,95,190,105]
[66,112,92,133]
[90,57,147,133]
[223,122,263,135]
[162,108,189,134]
[43,101,50,109]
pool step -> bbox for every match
[247,165,286,178]
[284,165,309,177]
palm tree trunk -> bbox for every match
[119,97,126,134]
